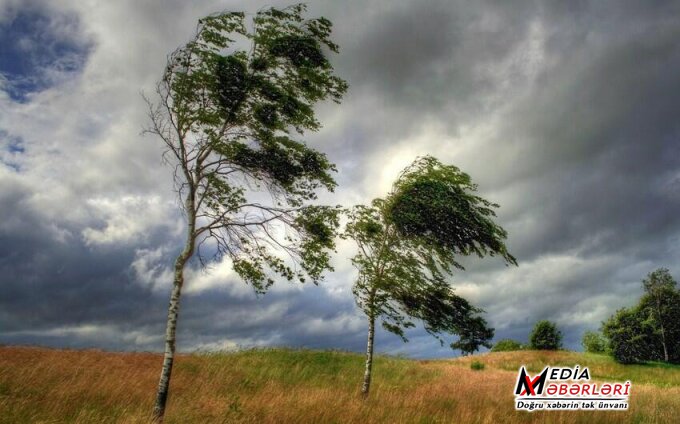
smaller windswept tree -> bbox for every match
[344,156,516,397]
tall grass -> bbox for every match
[0,346,678,423]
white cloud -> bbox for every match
[130,246,174,291]
[300,313,365,337]
[82,195,180,246]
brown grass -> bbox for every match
[0,346,678,423]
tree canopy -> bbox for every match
[581,330,607,354]
[529,320,562,350]
[387,156,516,269]
[147,4,348,291]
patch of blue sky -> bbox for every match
[0,130,24,171]
[0,6,92,102]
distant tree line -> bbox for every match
[487,269,680,365]
[489,320,563,352]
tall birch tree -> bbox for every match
[641,268,676,362]
[145,5,346,421]
[344,156,516,397]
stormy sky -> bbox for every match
[1,0,680,358]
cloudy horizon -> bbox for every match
[2,0,680,358]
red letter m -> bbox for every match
[515,367,548,396]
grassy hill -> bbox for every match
[0,346,678,423]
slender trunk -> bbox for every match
[153,194,195,422]
[655,296,669,362]
[661,328,669,362]
[361,313,375,398]
[658,310,669,363]
[152,252,189,421]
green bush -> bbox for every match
[529,320,562,350]
[470,360,485,371]
[602,307,659,364]
[491,339,523,352]
[581,330,607,354]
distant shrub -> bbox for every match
[530,320,562,350]
[491,339,523,352]
[581,330,607,354]
[470,360,485,371]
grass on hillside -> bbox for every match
[0,346,679,423]
[453,350,680,388]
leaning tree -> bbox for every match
[343,156,516,397]
[144,5,347,421]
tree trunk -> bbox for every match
[660,323,669,362]
[152,250,191,422]
[153,193,196,423]
[655,296,669,362]
[361,314,375,398]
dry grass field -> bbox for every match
[0,346,678,423]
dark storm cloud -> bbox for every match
[0,182,159,333]
[2,0,680,356]
[313,0,539,171]
[338,0,680,262]
[482,2,680,265]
